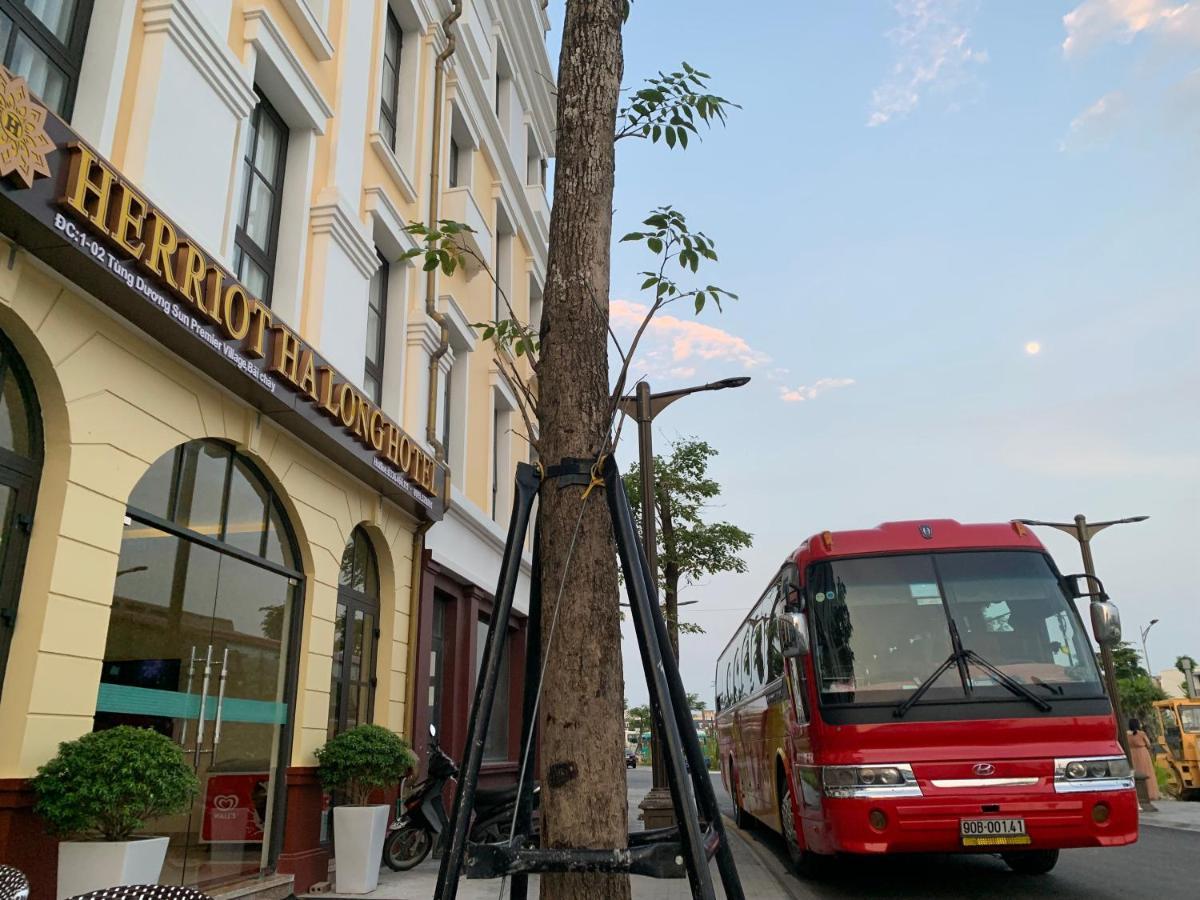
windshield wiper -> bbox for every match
[894,620,1052,718]
[1031,676,1064,696]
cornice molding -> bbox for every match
[142,0,258,119]
[364,186,420,261]
[277,0,335,60]
[444,484,533,577]
[244,7,334,132]
[368,131,419,204]
[309,193,378,280]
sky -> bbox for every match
[543,1,1200,709]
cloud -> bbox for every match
[778,378,856,403]
[867,0,989,127]
[609,299,770,372]
[1062,0,1200,57]
[609,301,856,406]
[1059,90,1129,150]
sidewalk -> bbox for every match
[1140,798,1200,833]
[305,817,806,900]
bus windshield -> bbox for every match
[808,551,1104,707]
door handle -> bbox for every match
[212,648,230,753]
[180,646,198,745]
[194,645,213,764]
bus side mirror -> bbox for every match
[1090,600,1122,645]
[1065,573,1108,600]
[779,611,809,658]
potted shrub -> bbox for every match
[317,724,415,893]
[31,726,198,900]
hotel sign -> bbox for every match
[0,70,442,518]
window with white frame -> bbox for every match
[494,203,514,322]
[448,136,460,189]
[0,0,93,119]
[379,6,401,150]
[233,90,289,305]
[491,392,512,522]
[364,251,388,404]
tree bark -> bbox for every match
[537,2,627,898]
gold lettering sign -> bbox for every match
[54,143,439,500]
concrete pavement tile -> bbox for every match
[304,814,809,900]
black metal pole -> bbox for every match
[434,464,540,899]
[509,514,542,900]
[604,459,716,900]
[619,460,746,900]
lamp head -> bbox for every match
[713,376,751,389]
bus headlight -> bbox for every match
[822,764,921,798]
[1054,756,1133,793]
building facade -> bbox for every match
[0,1,551,898]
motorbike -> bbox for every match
[382,725,539,871]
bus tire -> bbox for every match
[778,785,803,869]
[1002,849,1059,875]
[730,759,749,829]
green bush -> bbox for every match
[32,726,198,841]
[316,724,415,806]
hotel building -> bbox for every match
[0,0,551,896]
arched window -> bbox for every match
[98,439,302,887]
[0,329,42,696]
[328,526,380,738]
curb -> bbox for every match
[720,814,814,899]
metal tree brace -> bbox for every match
[433,458,744,900]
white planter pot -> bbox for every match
[57,836,169,900]
[333,805,389,894]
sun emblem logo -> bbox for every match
[0,67,54,189]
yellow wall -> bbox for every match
[0,243,420,777]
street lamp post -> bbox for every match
[617,376,750,830]
[1018,514,1153,811]
[1140,619,1160,681]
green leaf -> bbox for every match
[423,255,439,272]
[641,276,659,290]
[652,124,661,142]
[621,232,646,242]
[647,236,663,254]
[678,128,689,149]
[665,126,676,148]
[694,293,705,313]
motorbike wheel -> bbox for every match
[383,823,433,871]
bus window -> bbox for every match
[767,616,782,682]
[754,619,767,687]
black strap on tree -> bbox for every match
[432,459,744,900]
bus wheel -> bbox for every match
[778,787,803,868]
[731,762,749,829]
[1002,849,1059,875]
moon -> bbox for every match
[1025,341,1041,356]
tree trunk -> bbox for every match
[537,2,627,898]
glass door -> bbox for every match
[97,523,296,888]
[98,522,223,886]
[190,553,294,884]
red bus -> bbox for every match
[715,519,1136,877]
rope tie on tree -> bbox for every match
[543,456,609,502]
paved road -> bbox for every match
[626,767,1200,899]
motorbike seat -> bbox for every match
[473,784,520,809]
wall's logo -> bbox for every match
[0,68,54,189]
[972,762,996,777]
[919,524,933,540]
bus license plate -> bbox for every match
[960,817,1030,847]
